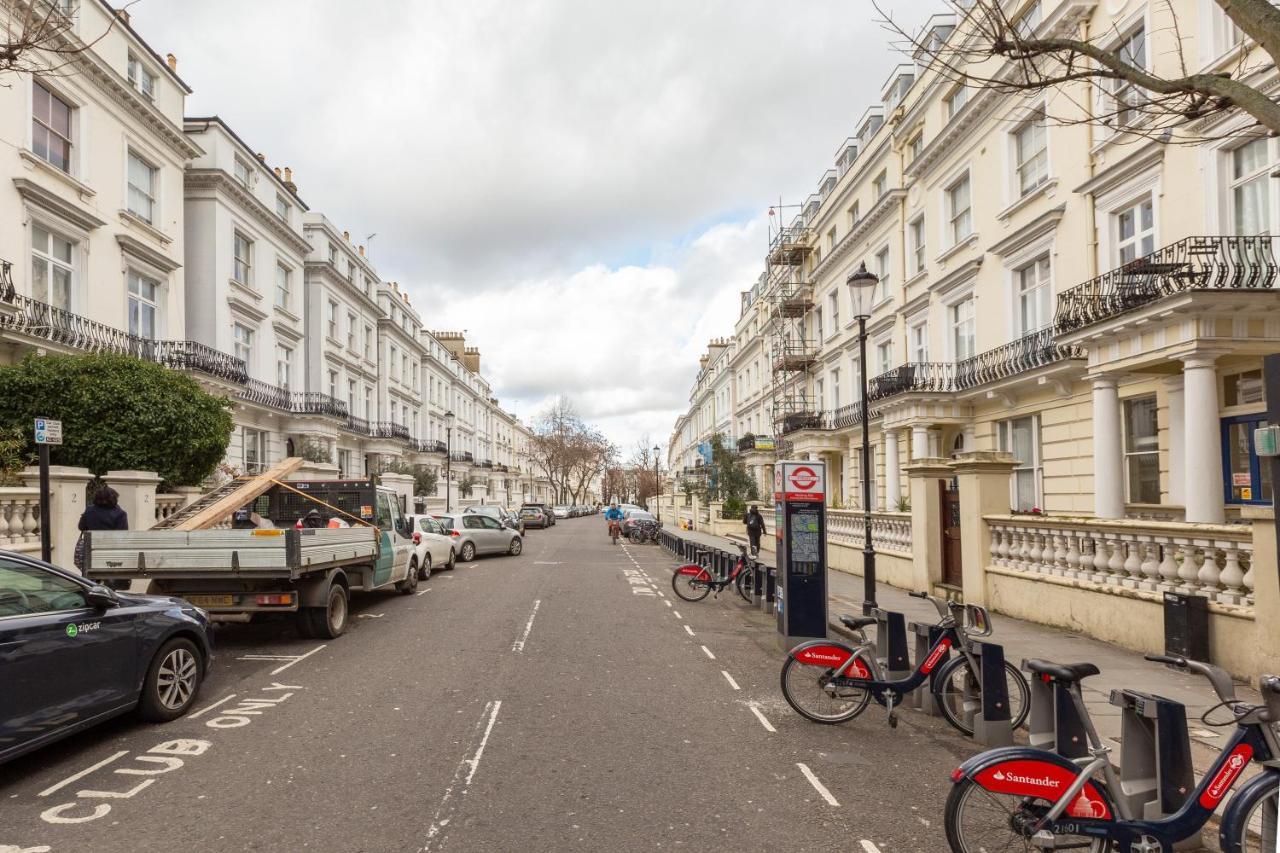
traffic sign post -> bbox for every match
[34,417,62,563]
[774,460,828,650]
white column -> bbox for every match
[884,430,901,508]
[911,425,929,460]
[1182,355,1225,524]
[1164,376,1185,507]
[963,424,977,452]
[1092,377,1125,519]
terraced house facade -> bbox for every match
[0,0,551,506]
[667,0,1280,678]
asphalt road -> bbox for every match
[0,518,975,852]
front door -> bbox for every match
[940,478,963,588]
[1222,415,1273,505]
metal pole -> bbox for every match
[1264,354,1280,604]
[38,443,51,563]
[655,457,661,523]
[858,314,877,614]
[445,428,452,513]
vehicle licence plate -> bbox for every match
[186,594,234,607]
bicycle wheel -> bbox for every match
[934,656,1030,736]
[671,566,711,601]
[1223,776,1279,852]
[779,654,872,724]
[945,777,1112,852]
[734,567,753,602]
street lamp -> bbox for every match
[653,444,661,522]
[847,262,879,614]
[444,410,456,512]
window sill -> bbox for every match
[996,178,1058,222]
[117,209,172,245]
[18,149,96,198]
[228,279,261,301]
[273,305,300,323]
[935,232,980,265]
[904,268,929,289]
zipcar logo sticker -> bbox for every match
[789,467,818,491]
[65,622,100,638]
[1199,743,1253,808]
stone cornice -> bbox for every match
[185,170,312,258]
[116,233,180,272]
[13,176,106,231]
[987,204,1066,257]
[810,189,906,284]
[1072,141,1165,198]
[304,260,384,316]
[929,256,983,299]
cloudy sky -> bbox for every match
[135,0,931,454]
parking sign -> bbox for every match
[34,417,63,445]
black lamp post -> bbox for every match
[847,262,879,614]
[653,444,661,522]
[444,410,456,512]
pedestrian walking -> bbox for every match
[75,485,128,571]
[743,505,765,556]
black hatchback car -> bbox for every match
[0,550,214,764]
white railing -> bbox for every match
[0,486,41,553]
[828,510,912,556]
[154,494,186,525]
[986,515,1254,609]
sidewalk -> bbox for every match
[669,527,1263,774]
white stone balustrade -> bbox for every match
[986,515,1254,608]
[0,487,41,553]
[827,509,912,556]
[154,494,186,524]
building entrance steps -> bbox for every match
[661,527,1265,780]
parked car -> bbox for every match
[465,504,525,536]
[0,549,214,765]
[519,506,549,529]
[552,505,571,519]
[521,502,555,526]
[405,514,457,577]
[621,510,659,536]
[433,512,523,561]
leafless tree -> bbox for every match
[876,0,1280,141]
[1,1,126,81]
[530,396,614,504]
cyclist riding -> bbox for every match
[604,503,624,545]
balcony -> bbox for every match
[241,378,348,419]
[477,459,494,469]
[416,439,448,454]
[869,362,954,400]
[345,415,371,435]
[449,451,474,463]
[1055,236,1278,334]
[767,226,813,266]
[772,341,819,373]
[0,277,249,385]
[370,421,411,441]
[779,412,822,435]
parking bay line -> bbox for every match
[417,587,433,596]
[269,644,327,676]
[38,750,128,796]
[188,693,239,721]
[511,600,541,653]
[796,762,840,807]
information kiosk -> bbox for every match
[774,460,828,650]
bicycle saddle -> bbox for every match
[839,615,878,631]
[1024,659,1100,683]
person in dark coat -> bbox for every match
[743,505,765,556]
[75,486,128,571]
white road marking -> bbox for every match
[700,645,716,660]
[859,840,883,853]
[663,600,672,608]
[683,624,695,636]
[511,600,541,653]
[188,693,238,720]
[748,703,776,733]
[721,671,741,690]
[38,751,128,796]
[672,610,682,619]
[270,644,326,675]
[423,700,502,851]
[797,763,840,807]
[357,613,385,619]
[416,587,433,596]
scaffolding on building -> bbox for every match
[763,202,817,449]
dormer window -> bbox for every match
[127,54,156,100]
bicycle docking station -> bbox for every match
[773,460,827,650]
[967,641,1015,747]
[1025,661,1091,760]
[873,609,911,682]
[908,620,949,716]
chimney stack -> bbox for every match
[343,231,350,242]
[273,167,282,178]
[255,152,266,162]
[166,53,178,72]
[358,245,365,257]
[282,166,297,193]
[115,9,130,25]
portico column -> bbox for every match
[1182,355,1225,524]
[911,425,929,461]
[884,429,901,509]
[1092,377,1125,519]
[1164,376,1185,507]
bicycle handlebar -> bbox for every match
[1259,675,1280,722]
[1145,653,1238,704]
[908,590,953,621]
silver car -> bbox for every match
[432,512,523,562]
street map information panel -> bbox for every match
[788,508,821,574]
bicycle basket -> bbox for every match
[964,604,993,636]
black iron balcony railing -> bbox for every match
[476,459,494,468]
[240,379,349,419]
[953,328,1085,390]
[868,361,954,400]
[0,286,249,384]
[416,439,448,454]
[345,415,371,435]
[370,421,411,441]
[449,451,473,463]
[736,434,756,452]
[779,412,822,434]
[1055,236,1278,333]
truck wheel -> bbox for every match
[138,638,203,722]
[310,583,348,639]
[397,561,419,595]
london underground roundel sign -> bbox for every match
[783,462,825,502]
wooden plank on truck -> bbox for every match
[171,457,305,531]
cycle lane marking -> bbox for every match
[721,671,741,690]
[747,702,776,733]
[511,600,541,653]
[859,841,884,853]
[683,625,695,637]
[700,645,716,660]
[796,763,840,806]
[672,610,682,619]
[422,699,502,852]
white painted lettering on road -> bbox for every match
[206,683,301,728]
[797,763,840,807]
[38,740,212,825]
[511,599,541,653]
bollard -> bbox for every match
[971,641,1015,747]
[909,621,947,714]
[752,561,765,599]
[761,566,776,614]
[873,610,911,681]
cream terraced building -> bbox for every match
[668,0,1280,677]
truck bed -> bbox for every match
[85,527,378,580]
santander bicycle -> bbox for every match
[780,591,1029,735]
[670,543,755,604]
[945,653,1280,852]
